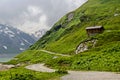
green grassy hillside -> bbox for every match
[0,67,62,80]
[7,0,120,73]
[30,0,120,54]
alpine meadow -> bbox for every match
[1,0,120,79]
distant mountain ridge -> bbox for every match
[0,24,35,54]
[30,29,46,40]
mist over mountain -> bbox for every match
[30,29,46,40]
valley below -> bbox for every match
[0,53,18,62]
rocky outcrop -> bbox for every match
[67,12,74,21]
[0,64,15,71]
[76,39,97,54]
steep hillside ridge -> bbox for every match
[30,0,120,54]
[7,0,120,72]
[0,24,35,54]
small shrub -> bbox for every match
[10,73,38,80]
[55,68,68,74]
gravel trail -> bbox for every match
[25,64,120,80]
[40,50,70,57]
[61,71,120,80]
[25,64,55,72]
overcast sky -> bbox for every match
[0,0,87,34]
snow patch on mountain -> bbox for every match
[4,28,15,35]
[19,48,25,51]
[3,46,7,50]
[20,42,25,46]
[23,39,30,44]
[17,31,20,34]
[9,34,15,38]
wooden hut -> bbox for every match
[86,26,104,36]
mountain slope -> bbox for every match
[30,0,120,54]
[0,24,35,54]
[8,0,120,72]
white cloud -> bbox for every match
[27,6,42,16]
[0,0,88,34]
[72,0,87,6]
[17,6,49,33]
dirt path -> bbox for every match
[25,64,120,80]
[62,71,120,80]
[25,64,55,72]
[40,50,70,57]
